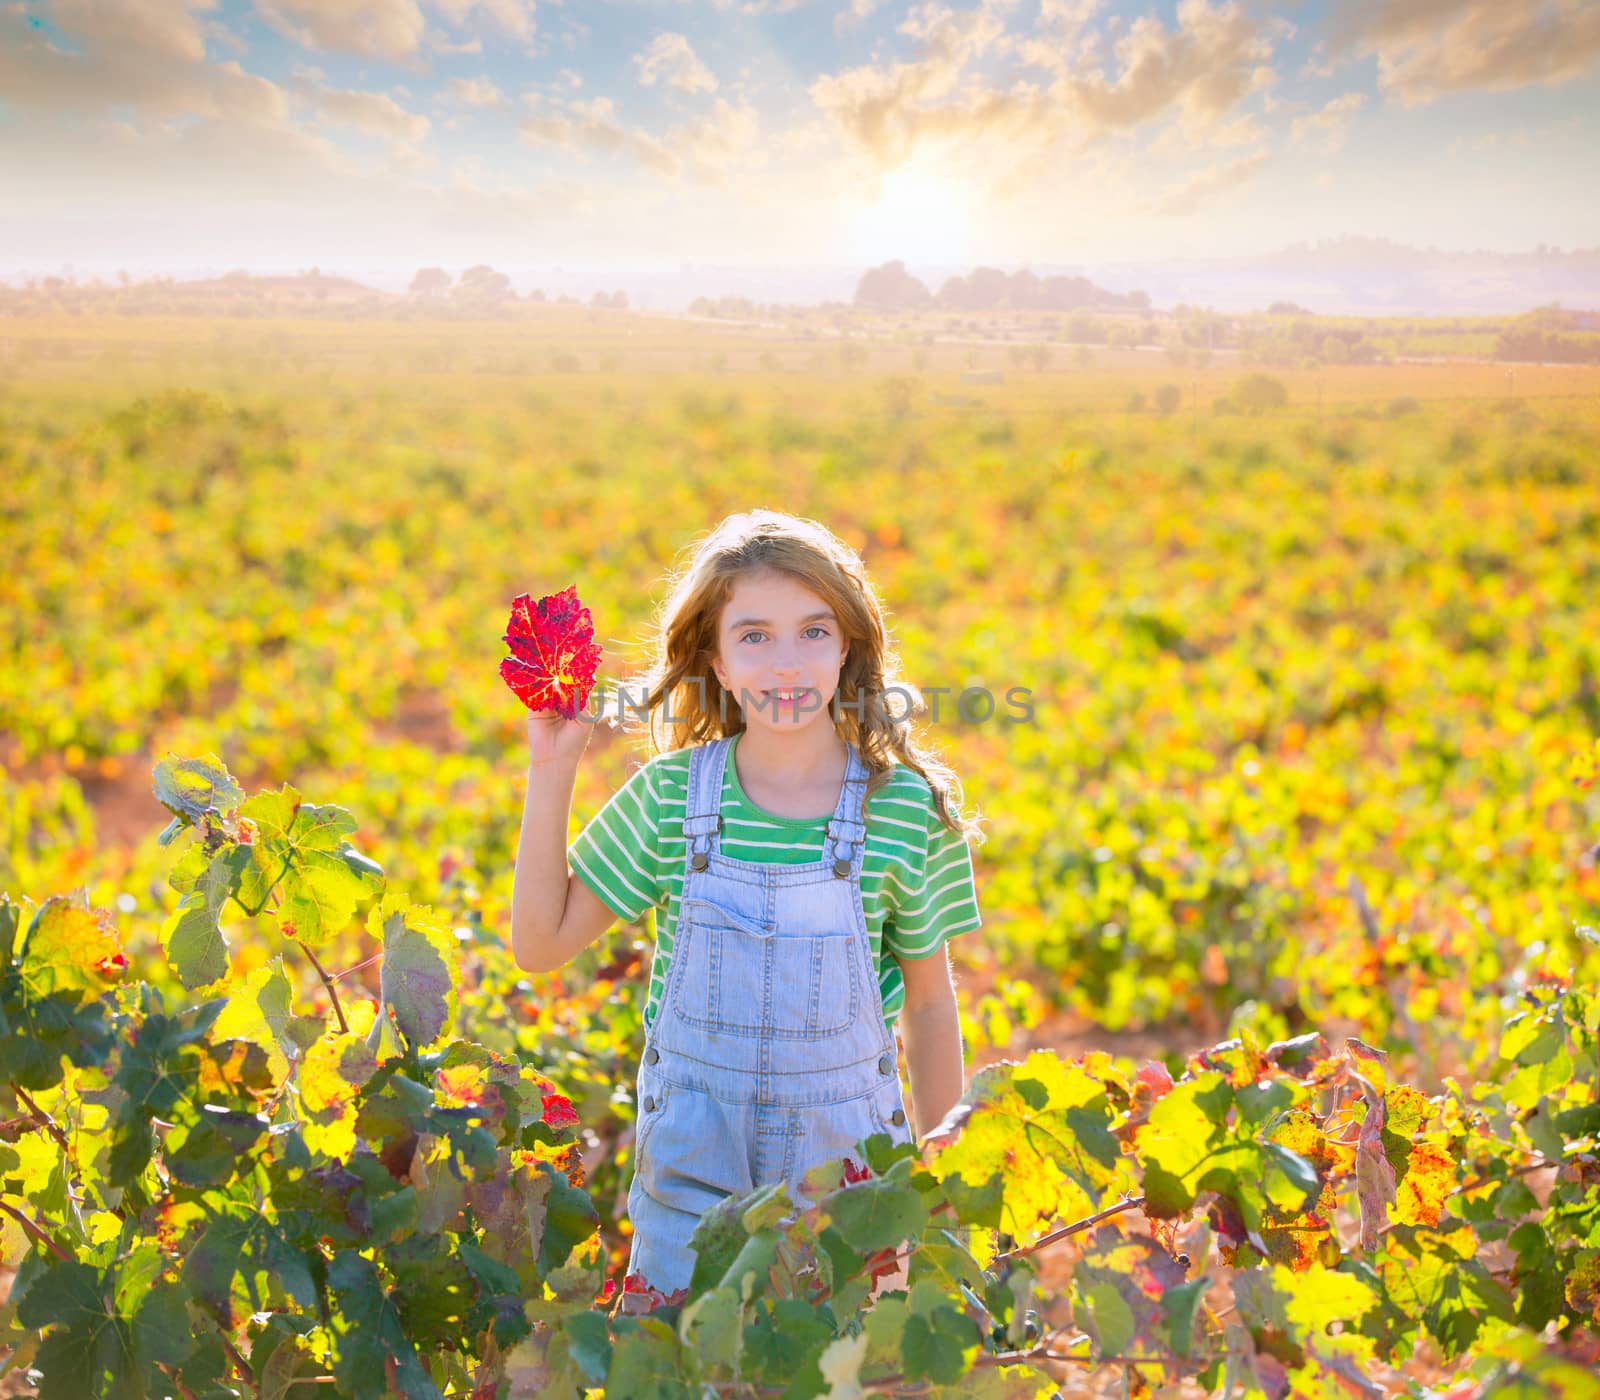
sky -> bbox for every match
[1,0,1597,278]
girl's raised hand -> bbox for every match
[526,707,600,769]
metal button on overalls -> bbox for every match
[625,734,914,1295]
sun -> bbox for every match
[846,158,973,267]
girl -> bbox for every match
[509,508,985,1297]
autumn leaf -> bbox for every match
[19,895,128,1003]
[618,1270,689,1314]
[1073,1225,1211,1369]
[300,999,382,1160]
[1355,1084,1397,1253]
[929,1051,1129,1250]
[1394,1142,1454,1229]
[540,1091,580,1130]
[499,584,603,720]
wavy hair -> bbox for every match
[611,508,984,844]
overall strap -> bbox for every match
[824,742,869,878]
[681,735,730,871]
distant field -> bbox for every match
[1,309,1593,403]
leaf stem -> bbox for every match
[333,951,383,981]
[295,938,349,1035]
[155,1362,201,1400]
[0,1198,73,1262]
[988,1193,1145,1269]
[216,1330,258,1396]
[11,1083,71,1154]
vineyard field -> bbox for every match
[2,313,1598,1399]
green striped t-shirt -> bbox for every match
[567,733,982,1031]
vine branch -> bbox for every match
[11,1083,72,1154]
[295,938,349,1035]
[989,1193,1145,1269]
[155,1362,201,1400]
[216,1330,258,1396]
[0,1198,73,1263]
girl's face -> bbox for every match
[710,570,847,734]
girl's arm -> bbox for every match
[894,944,965,1139]
[509,711,617,973]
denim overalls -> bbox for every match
[625,733,914,1293]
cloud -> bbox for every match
[834,0,882,34]
[1005,0,1104,73]
[1296,40,1344,81]
[203,16,248,55]
[1145,105,1265,160]
[1060,0,1284,135]
[634,32,718,94]
[0,94,616,267]
[0,4,649,266]
[432,0,536,41]
[257,0,533,58]
[810,0,1285,170]
[2,1,425,152]
[638,97,762,180]
[897,0,1011,66]
[297,78,432,143]
[1328,0,1600,103]
[520,94,628,155]
[0,0,432,218]
[810,0,1029,164]
[1289,91,1364,151]
[446,75,506,107]
[254,0,427,60]
[1,1,289,124]
[1040,0,1103,28]
[712,0,807,13]
[429,31,484,54]
[520,90,763,184]
[1151,149,1268,214]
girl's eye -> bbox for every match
[739,626,830,643]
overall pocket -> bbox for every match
[633,1066,672,1185]
[868,1082,912,1144]
[670,897,859,1039]
[788,1085,901,1187]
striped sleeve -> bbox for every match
[567,759,663,923]
[882,786,983,960]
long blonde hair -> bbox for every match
[612,509,984,844]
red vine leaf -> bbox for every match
[618,1270,689,1314]
[499,585,603,720]
[541,1091,580,1130]
[839,1154,873,1186]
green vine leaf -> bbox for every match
[327,1249,446,1400]
[152,752,244,825]
[371,892,459,1049]
[161,849,239,989]
[238,784,384,941]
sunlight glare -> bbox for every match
[847,160,973,267]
